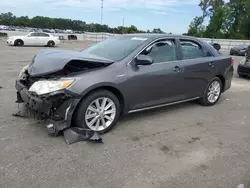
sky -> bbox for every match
[0,0,202,34]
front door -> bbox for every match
[25,32,39,45]
[126,38,187,111]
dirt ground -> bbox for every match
[0,41,250,188]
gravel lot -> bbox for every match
[0,41,250,188]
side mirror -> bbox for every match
[135,55,153,66]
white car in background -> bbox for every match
[7,32,60,47]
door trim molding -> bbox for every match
[128,97,200,113]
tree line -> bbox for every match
[0,12,165,34]
[185,0,250,39]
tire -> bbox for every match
[14,39,24,46]
[199,77,222,106]
[74,89,121,134]
[47,40,55,47]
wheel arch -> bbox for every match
[215,74,226,92]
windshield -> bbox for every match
[239,44,248,49]
[81,36,148,61]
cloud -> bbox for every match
[1,0,199,12]
[149,10,168,15]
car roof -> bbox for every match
[29,31,51,35]
[120,33,199,40]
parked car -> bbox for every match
[7,32,60,47]
[237,45,250,78]
[230,44,249,56]
[15,34,234,135]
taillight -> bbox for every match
[230,57,234,65]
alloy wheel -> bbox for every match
[207,80,221,103]
[85,97,116,131]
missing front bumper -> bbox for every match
[14,80,80,133]
[14,81,103,145]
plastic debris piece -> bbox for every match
[12,103,29,117]
[63,127,103,145]
[238,184,244,188]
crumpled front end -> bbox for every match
[15,70,81,136]
[14,50,112,137]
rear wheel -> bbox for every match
[14,39,24,46]
[74,89,121,134]
[199,77,222,106]
[47,40,55,47]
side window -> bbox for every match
[38,33,50,37]
[180,40,204,60]
[141,39,177,63]
[29,33,39,37]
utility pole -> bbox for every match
[122,17,124,34]
[101,0,103,25]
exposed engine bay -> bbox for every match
[19,59,110,89]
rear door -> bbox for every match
[37,33,50,45]
[178,38,216,98]
[126,38,188,110]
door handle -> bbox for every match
[173,66,181,72]
[208,62,215,67]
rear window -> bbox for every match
[180,40,205,59]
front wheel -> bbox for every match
[14,39,24,46]
[74,89,121,134]
[199,77,222,106]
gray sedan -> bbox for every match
[15,34,234,134]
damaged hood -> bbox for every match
[28,49,113,77]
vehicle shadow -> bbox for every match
[237,75,250,80]
[119,101,195,123]
[9,45,59,48]
[117,95,228,129]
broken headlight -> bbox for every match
[28,79,74,95]
[18,64,29,79]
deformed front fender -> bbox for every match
[65,97,81,127]
[79,82,122,97]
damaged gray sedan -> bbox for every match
[15,34,234,136]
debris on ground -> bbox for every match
[188,137,200,144]
[63,127,103,145]
[12,103,103,145]
[12,104,29,118]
